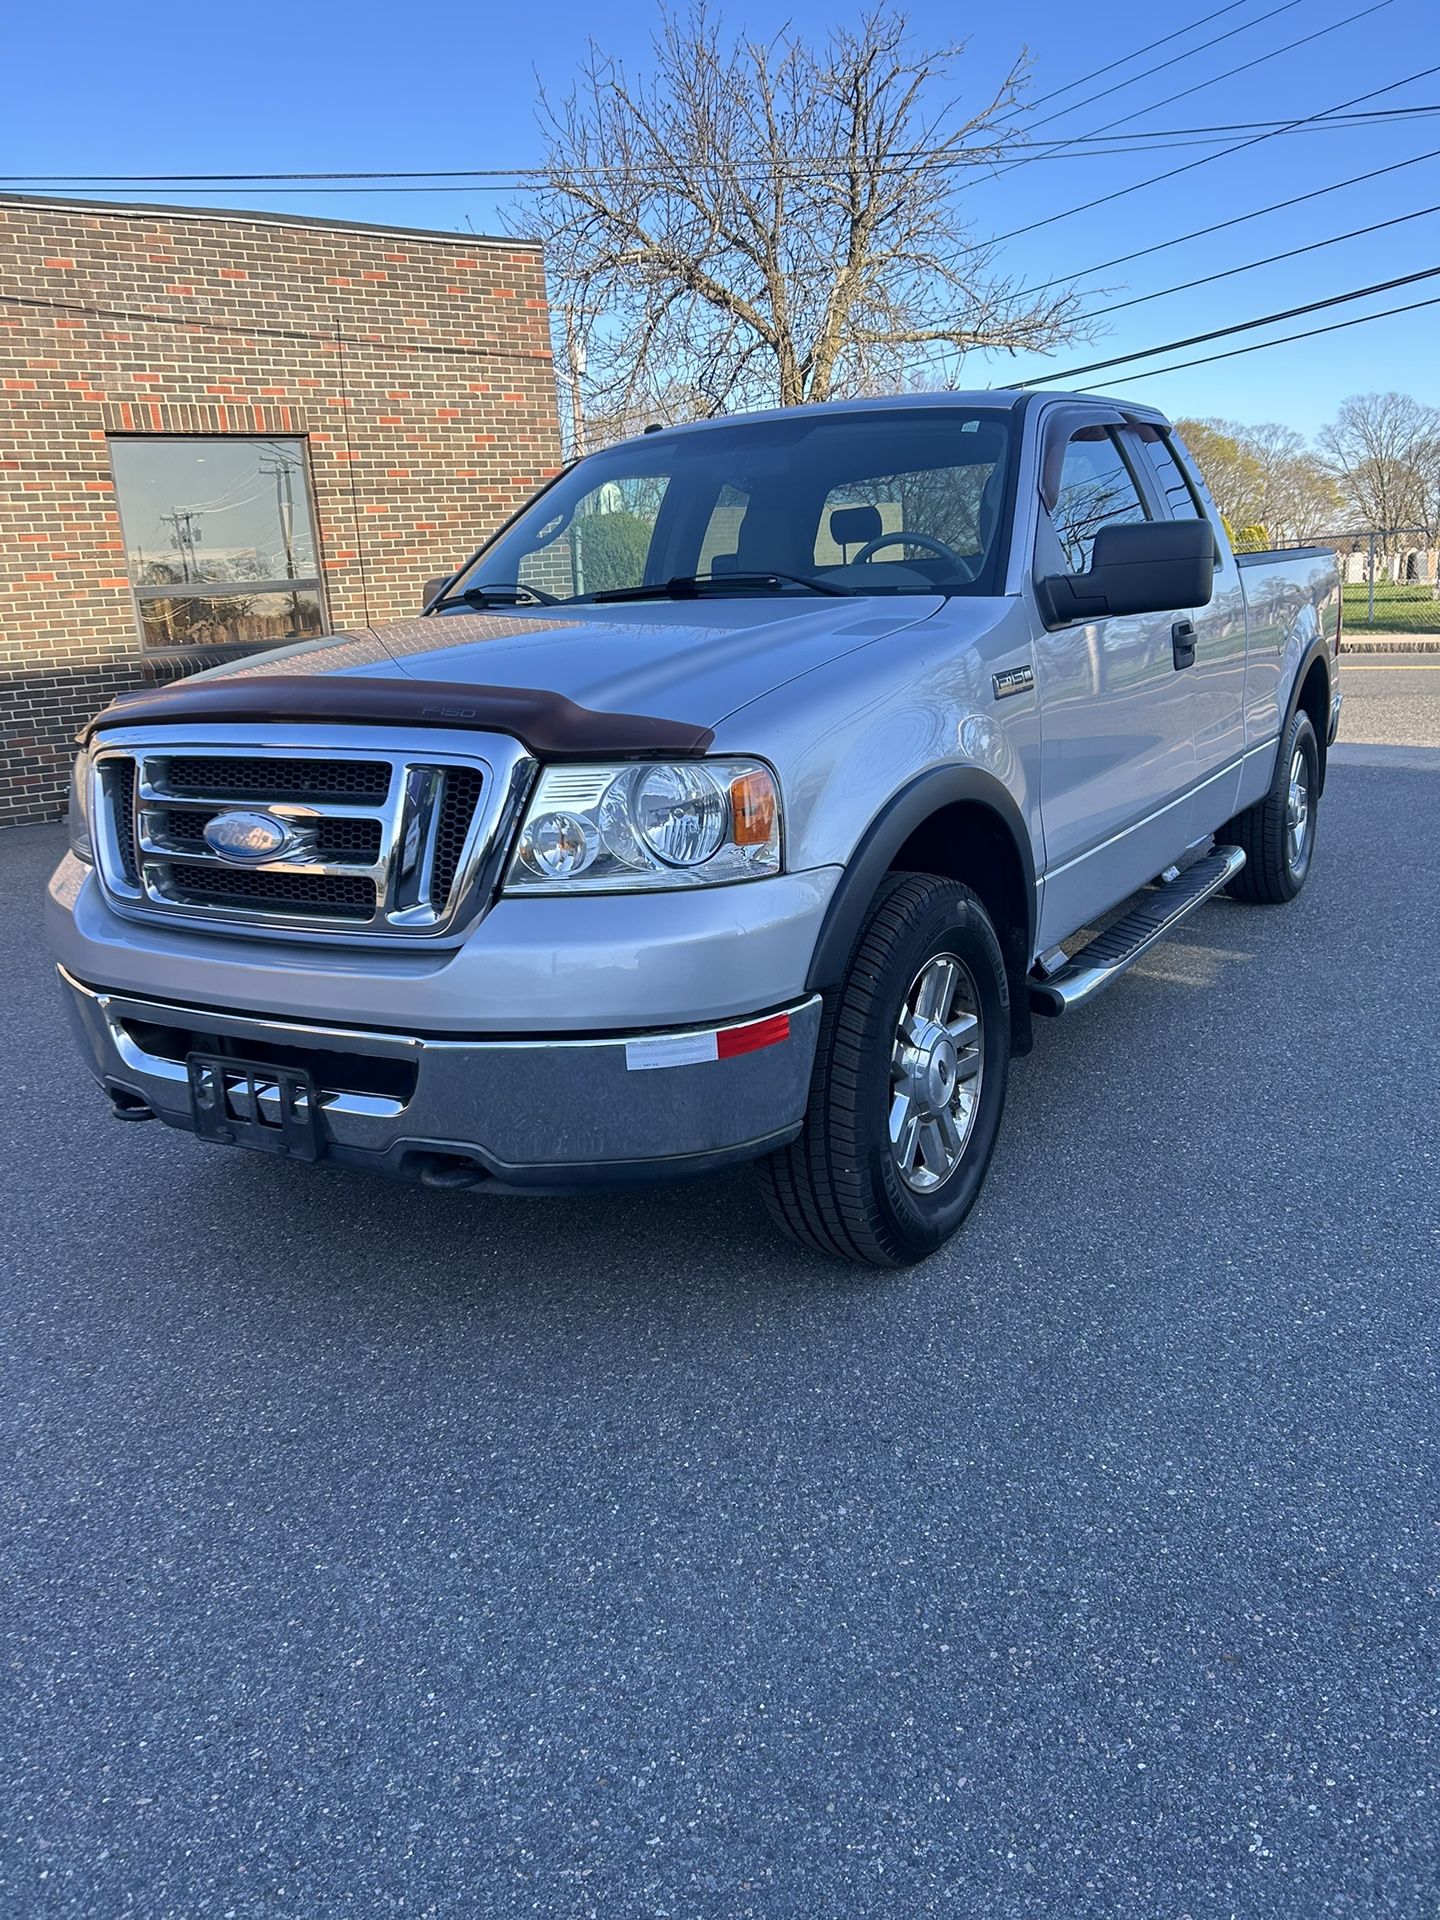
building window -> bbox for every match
[109,436,326,650]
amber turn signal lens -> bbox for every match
[729,768,777,846]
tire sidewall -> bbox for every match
[855,886,1010,1260]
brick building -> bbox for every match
[0,193,562,826]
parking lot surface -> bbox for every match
[3,663,1438,1918]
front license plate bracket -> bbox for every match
[187,1053,321,1161]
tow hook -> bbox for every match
[107,1087,156,1122]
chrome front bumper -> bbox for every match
[59,968,822,1192]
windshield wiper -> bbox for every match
[586,571,854,603]
[432,581,560,610]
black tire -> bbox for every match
[757,873,1011,1267]
[1223,707,1320,904]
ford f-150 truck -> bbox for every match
[50,390,1342,1266]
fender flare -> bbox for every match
[806,766,1038,992]
[1279,636,1334,795]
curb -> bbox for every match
[1340,636,1440,654]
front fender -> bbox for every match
[805,765,1037,991]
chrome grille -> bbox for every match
[112,764,139,886]
[162,755,392,802]
[165,862,377,919]
[431,767,485,906]
[149,806,383,863]
[90,725,530,943]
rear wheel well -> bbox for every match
[889,801,1033,1056]
[1297,655,1331,790]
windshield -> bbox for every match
[443,407,1013,607]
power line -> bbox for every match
[1074,204,1440,321]
[10,118,1429,199]
[13,246,1432,408]
[3,210,1435,408]
[1,104,1435,195]
[1012,144,1440,299]
[987,64,1440,245]
[977,0,1395,189]
[1017,264,1440,387]
[1017,0,1305,134]
[1069,289,1440,391]
[1159,105,1440,132]
[991,0,1258,122]
[2,9,1325,197]
[0,3,1327,213]
[906,198,1440,378]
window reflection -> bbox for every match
[1051,433,1148,574]
[135,589,326,650]
[109,436,326,649]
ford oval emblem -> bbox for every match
[202,809,293,863]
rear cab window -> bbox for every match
[1131,425,1205,522]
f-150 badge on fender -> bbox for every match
[992,665,1035,700]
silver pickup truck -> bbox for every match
[50,391,1341,1266]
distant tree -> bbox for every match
[524,3,1084,433]
[1177,416,1340,545]
[1318,391,1440,538]
[1243,422,1342,545]
[1174,418,1266,531]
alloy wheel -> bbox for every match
[1286,746,1312,874]
[889,951,984,1193]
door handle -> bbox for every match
[1172,619,1197,670]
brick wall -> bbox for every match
[0,195,563,827]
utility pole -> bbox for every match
[260,454,297,580]
[260,451,300,629]
[564,307,587,460]
[161,507,201,582]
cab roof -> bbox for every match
[622,388,1170,447]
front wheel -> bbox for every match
[757,873,1011,1267]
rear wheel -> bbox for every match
[757,873,1011,1267]
[1224,707,1320,904]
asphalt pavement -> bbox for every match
[3,662,1438,1919]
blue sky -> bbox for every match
[3,0,1436,438]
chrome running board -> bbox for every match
[1028,844,1247,1017]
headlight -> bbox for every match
[505,759,780,893]
[67,748,95,864]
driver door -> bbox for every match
[1033,417,1197,946]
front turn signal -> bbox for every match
[730,768,777,847]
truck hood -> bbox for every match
[169,596,944,731]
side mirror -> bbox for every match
[421,574,452,613]
[1038,518,1216,628]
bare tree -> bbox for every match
[1242,422,1341,545]
[522,4,1083,434]
[1319,392,1440,539]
